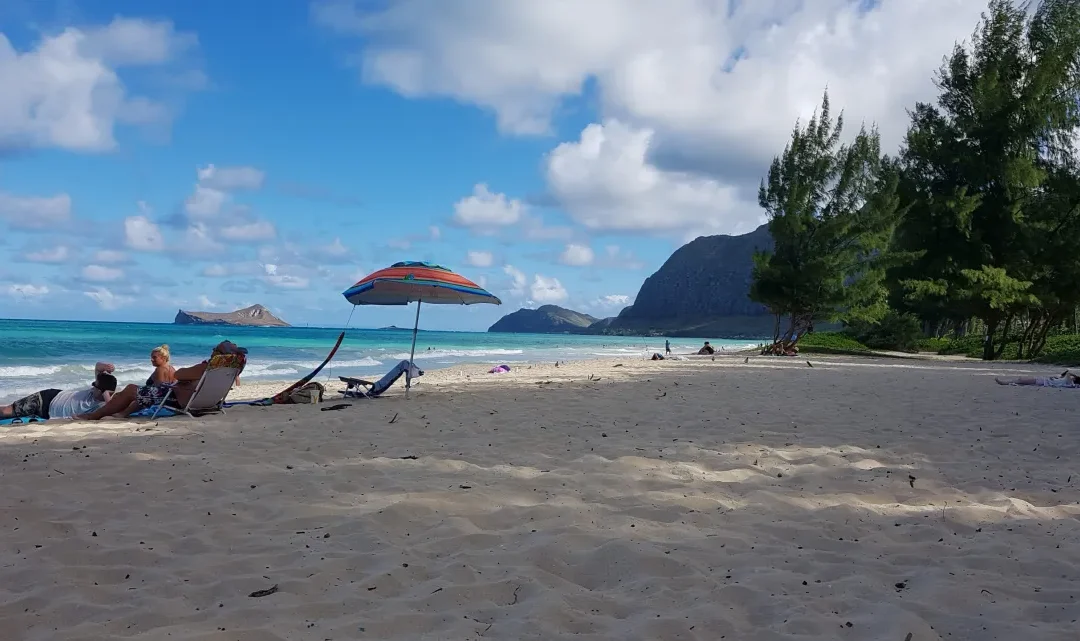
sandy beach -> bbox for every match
[1,354,1078,640]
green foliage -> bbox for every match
[1032,335,1080,365]
[750,91,903,349]
[845,311,923,351]
[885,0,1080,359]
[797,332,871,354]
[748,2,1080,361]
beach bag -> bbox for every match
[287,381,325,404]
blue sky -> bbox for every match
[0,0,995,330]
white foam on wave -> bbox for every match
[393,348,524,360]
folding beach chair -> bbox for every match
[151,352,246,419]
[339,376,374,399]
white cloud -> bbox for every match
[429,225,442,240]
[262,263,310,289]
[196,164,265,191]
[220,220,277,242]
[203,264,229,277]
[530,274,568,304]
[124,215,165,251]
[196,294,219,309]
[503,264,526,297]
[452,183,524,228]
[93,249,127,264]
[600,244,645,270]
[5,283,49,298]
[0,18,197,151]
[184,184,228,218]
[595,294,630,308]
[319,0,990,234]
[546,120,748,234]
[558,243,594,266]
[84,286,132,310]
[0,192,72,230]
[466,250,494,267]
[23,245,70,263]
[81,264,124,282]
[323,237,349,257]
[179,223,225,255]
[183,165,265,220]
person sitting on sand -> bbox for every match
[698,341,715,355]
[148,344,177,385]
[2,363,118,421]
[995,371,1079,388]
[77,341,246,420]
[651,352,665,360]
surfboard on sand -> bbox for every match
[270,331,345,404]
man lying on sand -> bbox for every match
[2,363,118,421]
[996,371,1079,388]
[77,341,246,420]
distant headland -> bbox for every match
[174,304,290,327]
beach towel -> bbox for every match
[1,416,46,426]
[489,364,511,374]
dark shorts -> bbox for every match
[135,383,182,410]
[10,389,61,419]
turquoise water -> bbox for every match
[0,319,761,402]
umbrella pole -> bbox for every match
[406,299,421,398]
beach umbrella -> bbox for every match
[342,261,501,396]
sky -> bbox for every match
[0,0,998,330]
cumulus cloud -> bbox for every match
[529,274,568,304]
[503,264,526,297]
[196,164,265,191]
[318,0,990,234]
[124,214,165,251]
[81,264,124,282]
[93,249,128,264]
[220,220,277,242]
[5,283,49,298]
[546,120,749,235]
[558,243,594,266]
[85,286,132,310]
[595,294,630,308]
[0,192,72,230]
[0,17,199,152]
[453,184,525,229]
[183,164,265,220]
[466,250,494,267]
[196,294,219,309]
[23,245,71,263]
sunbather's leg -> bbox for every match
[996,377,1039,386]
[77,384,139,420]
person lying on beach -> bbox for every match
[2,363,118,421]
[148,344,177,385]
[995,372,1079,388]
[77,341,246,420]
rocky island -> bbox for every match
[174,304,289,327]
[488,305,599,334]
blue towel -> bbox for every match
[129,406,179,418]
[1,416,46,426]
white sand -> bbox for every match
[2,355,1078,640]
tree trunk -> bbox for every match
[982,318,999,361]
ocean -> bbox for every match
[0,319,762,403]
